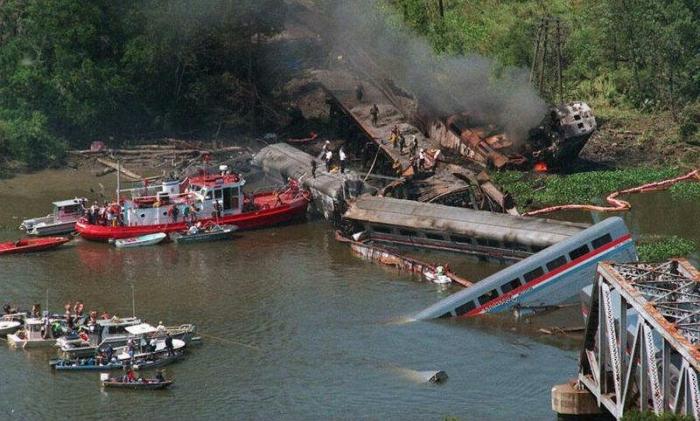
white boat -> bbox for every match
[20,198,87,236]
[423,266,452,285]
[7,318,65,349]
[0,312,25,336]
[57,319,196,358]
[114,233,167,248]
[115,337,187,361]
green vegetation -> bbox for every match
[0,0,286,169]
[391,0,698,112]
[622,410,694,421]
[492,168,685,209]
[391,0,700,167]
[637,235,696,262]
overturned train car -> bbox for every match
[411,217,637,320]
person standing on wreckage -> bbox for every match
[339,147,347,174]
[324,149,333,172]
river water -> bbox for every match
[0,168,697,420]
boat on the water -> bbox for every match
[114,337,187,361]
[114,233,167,248]
[7,317,67,348]
[101,377,173,390]
[57,317,142,358]
[75,171,309,241]
[19,198,87,236]
[57,320,195,359]
[51,349,185,372]
[171,224,238,244]
[0,237,70,255]
[0,313,24,336]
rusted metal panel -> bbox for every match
[335,231,472,287]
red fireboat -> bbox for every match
[75,169,310,242]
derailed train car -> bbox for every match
[343,195,590,263]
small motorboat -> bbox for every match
[0,320,22,336]
[7,317,66,348]
[51,349,184,372]
[101,376,173,390]
[0,237,70,255]
[423,266,452,285]
[115,337,186,361]
[51,358,123,371]
[114,233,167,248]
[171,224,238,244]
[20,198,87,236]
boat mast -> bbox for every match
[131,284,135,318]
[116,160,121,202]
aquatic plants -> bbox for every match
[637,235,696,262]
[492,168,688,209]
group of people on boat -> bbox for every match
[119,367,166,384]
[86,201,123,227]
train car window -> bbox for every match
[372,225,392,234]
[478,289,499,305]
[426,233,444,241]
[500,278,522,294]
[451,236,471,244]
[399,229,417,237]
[569,244,590,260]
[454,301,476,316]
[523,267,545,282]
[546,256,568,271]
[592,233,613,249]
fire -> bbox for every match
[534,161,548,173]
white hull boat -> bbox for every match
[114,233,167,248]
[0,320,22,336]
[7,333,57,348]
[20,198,86,236]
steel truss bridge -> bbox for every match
[578,259,700,419]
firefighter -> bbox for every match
[370,104,379,127]
[409,135,418,157]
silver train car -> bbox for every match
[343,196,589,262]
[412,217,637,320]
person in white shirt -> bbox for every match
[339,147,347,173]
[324,150,333,172]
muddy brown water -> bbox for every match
[0,168,696,420]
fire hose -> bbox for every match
[522,169,699,217]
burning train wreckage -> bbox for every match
[437,101,597,170]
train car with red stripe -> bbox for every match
[412,217,637,320]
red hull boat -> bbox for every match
[0,237,70,255]
[76,174,310,242]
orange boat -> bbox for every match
[76,171,310,242]
[0,237,71,255]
